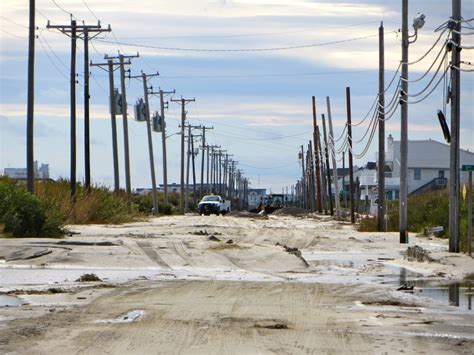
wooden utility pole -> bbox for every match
[26,0,35,193]
[378,21,386,232]
[321,114,333,215]
[346,87,355,224]
[106,53,138,200]
[449,0,462,253]
[83,25,111,189]
[308,141,316,211]
[48,20,110,196]
[300,145,306,209]
[400,0,409,243]
[185,125,191,211]
[70,20,77,199]
[200,126,213,196]
[326,97,340,219]
[91,57,132,193]
[318,126,328,215]
[172,98,195,213]
[129,72,160,213]
[152,88,175,205]
[312,96,323,212]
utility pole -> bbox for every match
[129,71,160,214]
[172,97,195,213]
[206,145,210,194]
[449,0,461,253]
[83,25,111,189]
[150,88,175,205]
[321,114,334,216]
[48,20,110,196]
[91,57,131,193]
[184,124,201,210]
[327,97,341,219]
[308,141,316,211]
[26,0,35,194]
[378,21,386,232]
[400,0,409,243]
[191,134,200,205]
[318,127,328,215]
[185,124,191,211]
[105,53,139,200]
[346,87,355,224]
[200,126,213,196]
[300,145,306,209]
[312,96,323,213]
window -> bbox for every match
[414,168,421,180]
[438,170,445,178]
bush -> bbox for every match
[358,189,472,253]
[0,177,64,237]
[35,179,136,224]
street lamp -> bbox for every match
[400,0,425,244]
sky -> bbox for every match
[0,0,473,193]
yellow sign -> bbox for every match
[462,184,467,201]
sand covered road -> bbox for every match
[1,213,473,354]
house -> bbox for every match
[388,135,474,194]
[337,135,474,206]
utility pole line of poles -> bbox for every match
[171,97,195,213]
[400,0,409,243]
[47,19,110,197]
[321,114,334,216]
[91,57,131,193]
[26,0,35,193]
[104,53,139,201]
[346,87,355,224]
[200,126,213,196]
[312,96,323,213]
[129,71,160,214]
[326,97,340,219]
[449,0,462,253]
[149,88,175,205]
[378,21,386,232]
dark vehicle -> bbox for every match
[258,194,286,214]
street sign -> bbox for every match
[462,165,474,171]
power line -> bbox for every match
[0,15,29,29]
[0,28,27,38]
[94,31,396,53]
[112,20,382,40]
[82,0,100,22]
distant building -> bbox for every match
[3,161,50,180]
[247,188,267,209]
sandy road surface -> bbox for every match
[1,214,473,354]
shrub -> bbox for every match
[0,177,64,237]
[358,189,472,253]
[35,180,136,224]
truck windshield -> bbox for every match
[202,196,220,202]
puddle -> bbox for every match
[381,267,473,311]
[0,295,27,307]
[95,310,144,324]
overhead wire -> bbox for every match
[94,32,396,53]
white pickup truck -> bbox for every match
[198,195,231,215]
